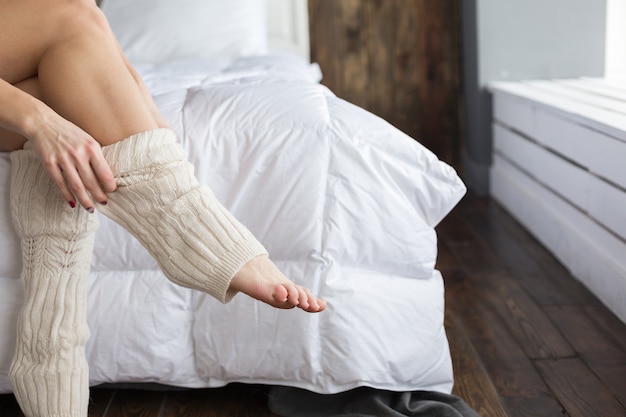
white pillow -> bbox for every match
[101,0,268,64]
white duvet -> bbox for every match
[0,53,465,394]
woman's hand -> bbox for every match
[1,77,117,212]
[27,113,117,212]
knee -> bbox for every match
[53,0,113,42]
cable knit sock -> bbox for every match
[9,148,98,417]
[99,128,267,303]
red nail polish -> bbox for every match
[100,201,108,206]
[69,201,76,209]
[86,207,95,214]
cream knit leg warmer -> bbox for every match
[9,148,98,417]
[99,128,267,303]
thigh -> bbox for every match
[0,0,93,84]
[1,0,161,145]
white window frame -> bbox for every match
[605,0,626,76]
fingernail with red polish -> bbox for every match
[69,201,76,209]
[86,207,95,214]
[100,201,108,206]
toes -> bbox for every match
[296,286,310,310]
[285,283,300,307]
[272,284,300,309]
[272,284,289,304]
[307,294,326,313]
[309,300,321,312]
[273,283,327,312]
[296,286,327,313]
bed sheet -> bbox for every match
[0,53,465,394]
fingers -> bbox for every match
[90,151,117,193]
[40,141,116,212]
[62,165,95,212]
[76,155,114,206]
[23,110,121,211]
[45,162,78,209]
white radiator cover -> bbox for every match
[489,78,626,323]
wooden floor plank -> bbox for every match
[88,388,115,417]
[436,204,482,245]
[436,238,461,269]
[442,209,576,360]
[437,199,510,274]
[161,385,277,417]
[0,394,24,417]
[545,305,626,406]
[479,272,575,360]
[102,389,165,417]
[463,204,586,306]
[585,303,626,353]
[445,239,507,274]
[535,358,625,417]
[486,201,597,306]
[437,212,507,275]
[545,305,626,362]
[0,389,114,417]
[461,208,545,278]
[446,310,510,417]
[445,270,566,417]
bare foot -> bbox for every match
[229,255,326,312]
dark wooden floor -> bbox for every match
[1,195,625,417]
[440,195,626,417]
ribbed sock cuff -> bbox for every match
[10,148,98,238]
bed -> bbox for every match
[0,0,466,401]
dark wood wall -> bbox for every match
[308,0,464,168]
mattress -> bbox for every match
[0,53,466,394]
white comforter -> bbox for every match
[0,53,465,394]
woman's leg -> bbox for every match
[3,0,324,307]
[97,128,324,308]
[9,148,98,417]
[0,0,159,144]
[4,4,323,416]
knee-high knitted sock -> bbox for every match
[9,148,98,417]
[99,128,267,303]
